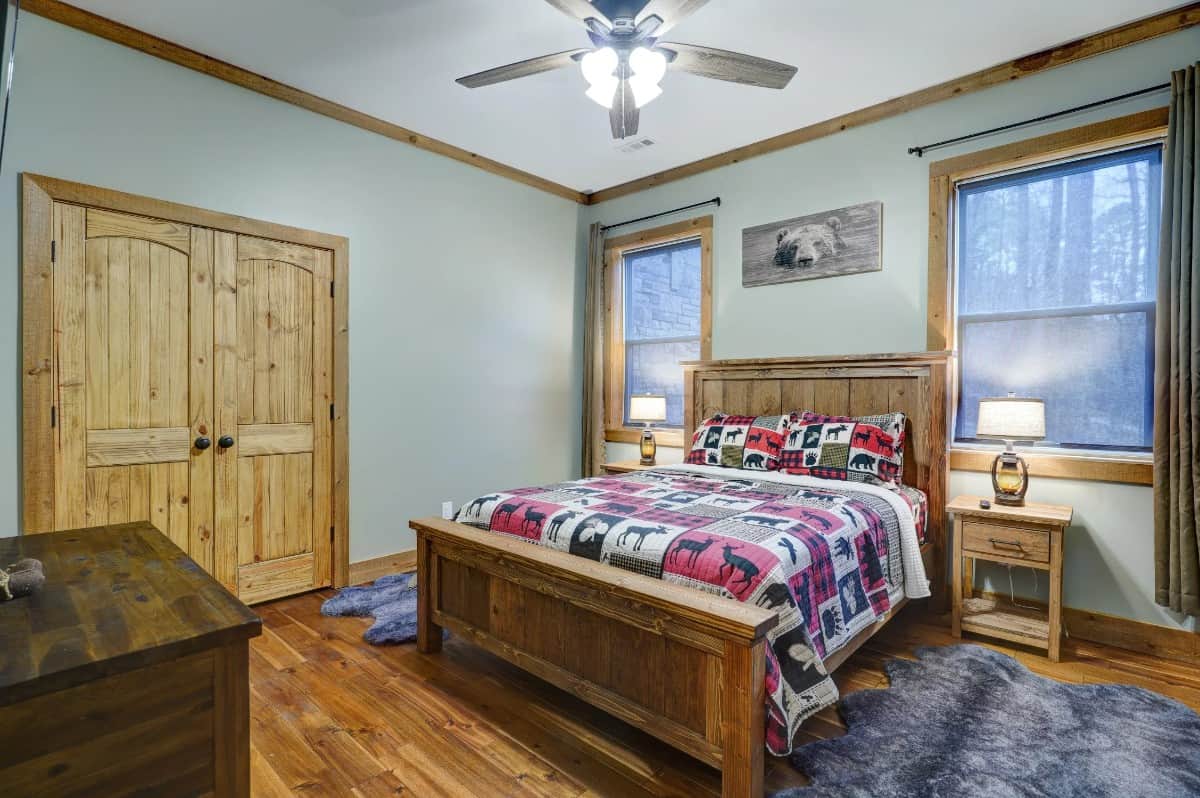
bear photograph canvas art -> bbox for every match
[741,201,882,287]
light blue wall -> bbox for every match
[587,30,1200,631]
[0,16,582,562]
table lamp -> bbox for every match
[629,394,667,465]
[976,395,1045,506]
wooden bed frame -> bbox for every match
[410,352,950,797]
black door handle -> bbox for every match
[194,436,212,450]
[218,435,235,449]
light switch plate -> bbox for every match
[441,500,454,520]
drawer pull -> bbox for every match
[989,537,1024,550]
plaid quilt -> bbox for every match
[455,467,926,755]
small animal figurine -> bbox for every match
[0,558,45,600]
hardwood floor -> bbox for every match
[249,590,1200,796]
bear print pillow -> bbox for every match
[685,413,789,471]
[779,410,906,487]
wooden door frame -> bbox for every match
[21,173,352,587]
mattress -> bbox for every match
[455,465,928,755]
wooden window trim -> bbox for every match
[926,109,1167,486]
[604,215,713,447]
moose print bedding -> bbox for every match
[455,463,929,755]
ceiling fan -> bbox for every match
[456,0,798,139]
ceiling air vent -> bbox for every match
[614,137,655,154]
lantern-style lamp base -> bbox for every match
[991,444,1029,506]
[640,426,657,465]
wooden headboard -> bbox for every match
[682,351,952,606]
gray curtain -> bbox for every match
[1154,63,1200,616]
[581,222,607,477]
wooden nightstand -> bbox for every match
[947,496,1073,661]
[602,460,658,474]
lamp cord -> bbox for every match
[1007,564,1041,610]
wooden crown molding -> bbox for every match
[585,3,1200,205]
[21,0,588,204]
[27,1,1199,207]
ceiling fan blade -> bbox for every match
[543,0,612,29]
[609,80,640,139]
[635,0,710,37]
[456,49,589,88]
[659,42,797,89]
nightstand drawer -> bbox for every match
[961,520,1050,563]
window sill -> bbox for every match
[606,428,685,448]
[949,448,1152,486]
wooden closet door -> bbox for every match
[52,204,219,574]
[214,233,333,603]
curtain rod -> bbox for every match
[908,83,1171,158]
[600,197,721,232]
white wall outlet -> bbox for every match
[441,500,454,520]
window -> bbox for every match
[953,143,1163,453]
[605,217,712,444]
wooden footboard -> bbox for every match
[410,517,779,798]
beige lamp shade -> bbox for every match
[629,394,667,423]
[976,396,1046,441]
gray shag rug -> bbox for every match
[321,572,437,645]
[777,644,1200,798]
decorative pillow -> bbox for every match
[779,410,907,486]
[685,413,789,471]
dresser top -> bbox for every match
[0,523,261,705]
[947,495,1073,526]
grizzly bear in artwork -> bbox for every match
[773,217,846,269]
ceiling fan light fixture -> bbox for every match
[628,76,662,108]
[629,47,667,84]
[580,46,618,87]
[454,1,797,139]
[585,77,619,108]
[628,46,667,108]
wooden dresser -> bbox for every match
[0,523,261,797]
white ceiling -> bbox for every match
[68,0,1181,193]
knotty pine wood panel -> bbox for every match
[23,175,350,593]
[86,206,190,253]
[86,426,190,466]
[311,249,334,589]
[84,235,189,434]
[22,178,55,531]
[224,238,326,593]
[238,423,314,456]
[239,552,318,605]
[54,203,88,530]
[240,258,314,426]
[238,234,319,272]
[190,227,216,574]
[233,454,314,565]
[213,231,240,591]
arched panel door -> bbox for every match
[214,233,333,602]
[52,204,217,573]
